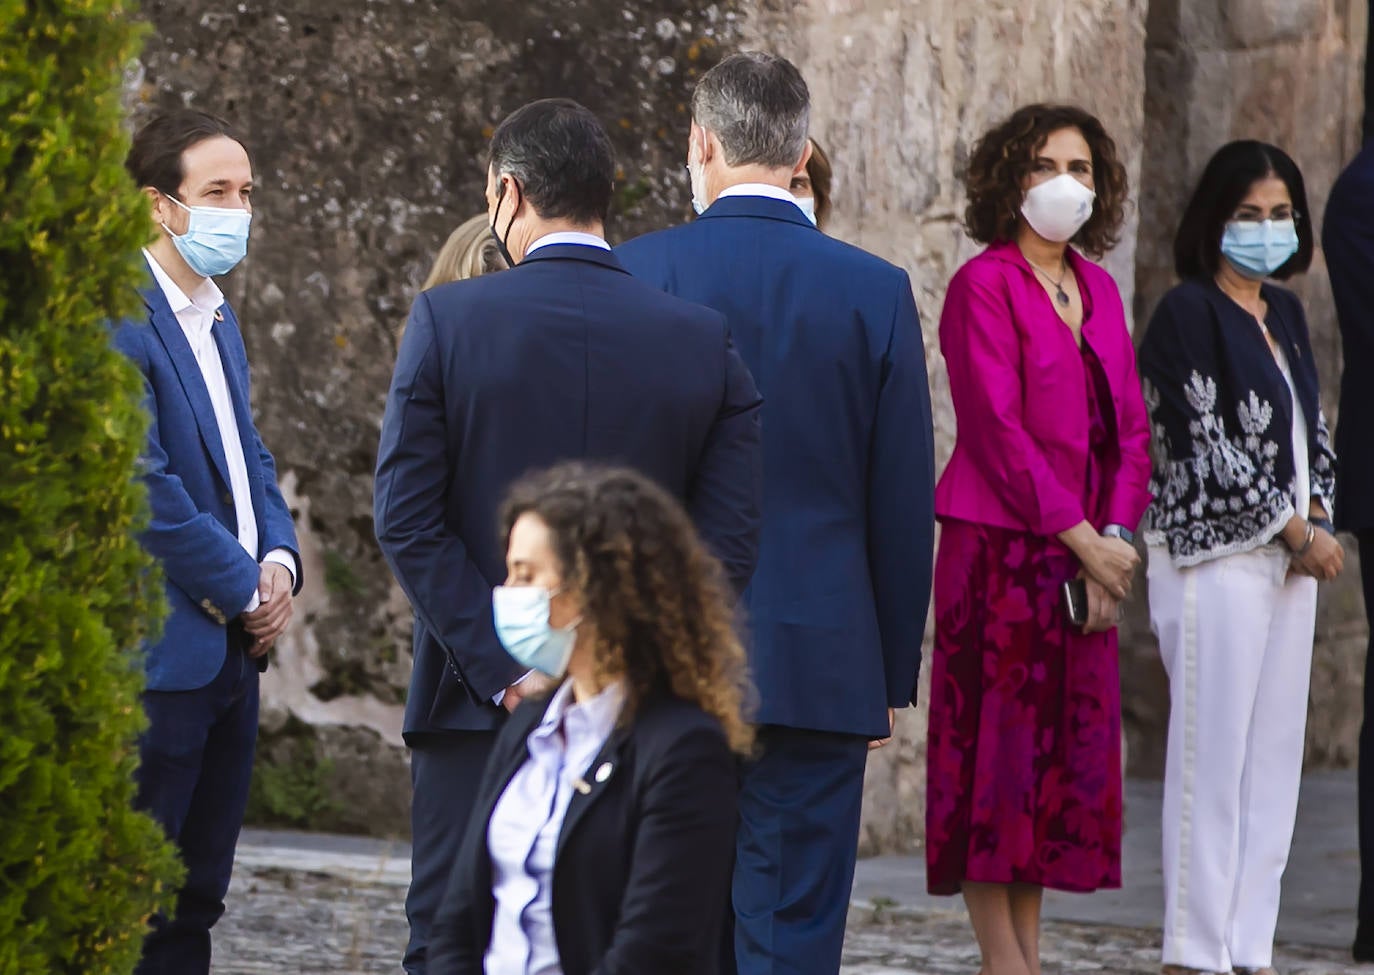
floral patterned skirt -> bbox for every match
[924,520,1122,895]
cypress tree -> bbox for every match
[0,1,184,972]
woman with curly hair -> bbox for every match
[426,462,753,975]
[926,104,1153,975]
[1139,141,1343,975]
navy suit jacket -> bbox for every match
[112,274,301,692]
[374,244,763,738]
[618,196,935,739]
[1324,145,1374,533]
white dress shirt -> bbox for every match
[718,182,807,213]
[485,680,625,975]
[144,250,296,614]
[1274,343,1312,516]
[525,231,612,254]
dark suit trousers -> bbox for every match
[733,725,869,975]
[134,629,258,975]
[404,730,498,975]
[1359,530,1374,924]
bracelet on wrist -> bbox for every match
[1294,521,1317,556]
[1102,524,1134,544]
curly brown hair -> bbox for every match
[499,463,755,754]
[963,103,1129,258]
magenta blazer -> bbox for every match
[935,241,1152,537]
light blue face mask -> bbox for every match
[492,585,581,679]
[163,194,252,277]
[793,195,818,226]
[1220,218,1299,280]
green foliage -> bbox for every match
[245,724,340,829]
[322,548,364,597]
[0,1,184,972]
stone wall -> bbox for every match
[130,0,1368,849]
[743,0,1152,854]
[1127,0,1368,777]
[131,0,746,833]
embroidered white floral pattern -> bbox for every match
[1143,372,1301,566]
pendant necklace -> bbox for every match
[1028,258,1071,307]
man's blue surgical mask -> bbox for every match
[1220,218,1299,280]
[492,585,581,679]
[162,194,251,277]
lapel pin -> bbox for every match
[214,309,224,322]
[595,762,613,783]
[572,777,592,795]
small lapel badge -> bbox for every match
[572,777,592,795]
[213,309,224,322]
[594,762,613,784]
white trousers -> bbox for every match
[1147,544,1317,971]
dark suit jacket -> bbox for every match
[111,272,300,691]
[1323,145,1374,532]
[425,691,738,975]
[374,244,763,737]
[617,196,935,739]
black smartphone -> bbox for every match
[1062,578,1088,626]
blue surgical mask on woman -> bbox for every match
[793,195,818,226]
[492,585,581,679]
[162,194,252,277]
[1220,218,1299,280]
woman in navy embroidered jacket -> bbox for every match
[1137,140,1344,975]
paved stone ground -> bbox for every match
[215,771,1370,974]
[214,871,1368,975]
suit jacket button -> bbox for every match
[223,492,234,505]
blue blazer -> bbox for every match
[374,244,763,738]
[1323,144,1374,533]
[617,196,935,739]
[112,275,301,692]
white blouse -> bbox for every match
[484,680,624,975]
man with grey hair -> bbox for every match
[619,51,935,975]
[376,97,763,974]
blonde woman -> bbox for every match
[397,215,508,344]
[424,213,508,290]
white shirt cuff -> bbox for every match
[242,550,299,616]
[263,548,299,588]
[492,670,534,706]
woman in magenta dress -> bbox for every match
[926,104,1153,975]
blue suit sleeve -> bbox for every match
[688,320,763,595]
[868,274,935,708]
[115,324,261,622]
[374,294,525,703]
[1324,165,1374,354]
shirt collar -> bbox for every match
[717,182,801,206]
[143,248,224,318]
[526,231,612,255]
[531,678,625,744]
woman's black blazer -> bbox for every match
[425,690,739,975]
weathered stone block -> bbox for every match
[131,0,1369,851]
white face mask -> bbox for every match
[1020,173,1096,243]
[688,134,710,216]
[793,195,818,226]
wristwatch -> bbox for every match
[1102,524,1135,544]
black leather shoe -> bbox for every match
[1353,920,1374,963]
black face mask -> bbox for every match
[489,179,519,268]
